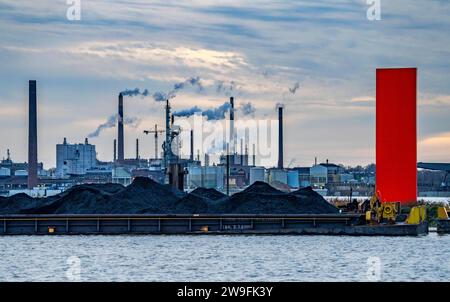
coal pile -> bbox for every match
[173,188,227,214]
[211,182,339,214]
[0,193,41,214]
[190,188,227,201]
[82,183,124,194]
[18,178,181,214]
[109,177,180,214]
[1,178,338,215]
[290,186,340,214]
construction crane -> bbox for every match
[143,124,165,160]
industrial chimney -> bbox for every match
[240,138,244,165]
[117,93,124,164]
[252,143,256,166]
[28,80,38,189]
[277,106,284,169]
[190,130,194,161]
[136,138,139,160]
[113,139,117,162]
[229,97,235,155]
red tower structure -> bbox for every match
[376,68,417,205]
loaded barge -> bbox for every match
[0,213,428,236]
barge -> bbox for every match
[0,213,428,236]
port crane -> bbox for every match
[143,124,165,160]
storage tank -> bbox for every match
[250,167,265,184]
[269,169,286,185]
[187,166,225,190]
[287,170,299,189]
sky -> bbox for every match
[0,0,449,169]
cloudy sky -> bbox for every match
[0,0,449,168]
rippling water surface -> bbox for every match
[1,234,449,281]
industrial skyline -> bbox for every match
[1,1,450,168]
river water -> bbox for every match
[0,233,449,281]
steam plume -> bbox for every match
[216,80,237,96]
[121,88,149,97]
[288,82,300,94]
[240,102,256,116]
[153,76,203,102]
[88,114,141,138]
[173,102,231,121]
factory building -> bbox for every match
[56,138,97,177]
[84,167,113,183]
[228,166,249,189]
[320,162,346,183]
[310,165,328,188]
[0,150,43,178]
[293,167,311,187]
[0,167,11,177]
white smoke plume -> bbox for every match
[88,114,141,138]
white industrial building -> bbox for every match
[56,138,97,177]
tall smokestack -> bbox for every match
[190,130,194,161]
[136,138,139,160]
[252,143,256,166]
[164,99,171,167]
[226,143,230,196]
[117,93,124,164]
[245,128,249,166]
[240,138,243,165]
[229,97,235,155]
[28,80,38,189]
[113,139,117,162]
[277,106,284,169]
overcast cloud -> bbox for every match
[0,0,449,168]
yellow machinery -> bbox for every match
[365,193,426,225]
[437,207,449,220]
[365,193,399,224]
